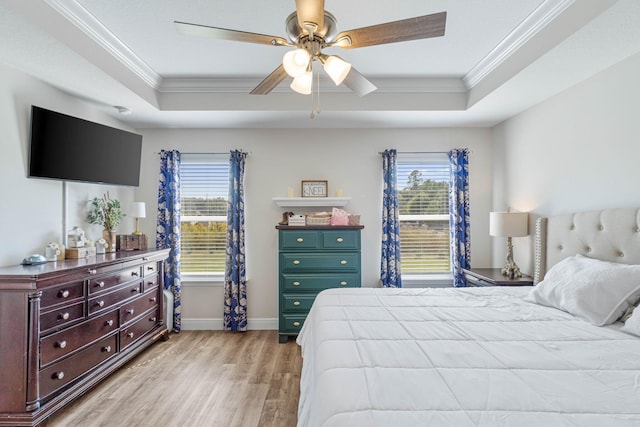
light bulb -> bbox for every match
[322,56,352,85]
[290,71,312,95]
[282,49,311,78]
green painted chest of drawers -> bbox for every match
[277,226,363,343]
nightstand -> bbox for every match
[463,268,533,287]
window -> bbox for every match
[180,154,228,277]
[397,153,450,275]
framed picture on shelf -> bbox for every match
[301,180,328,198]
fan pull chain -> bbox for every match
[310,66,321,119]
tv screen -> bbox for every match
[28,106,143,186]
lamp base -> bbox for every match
[501,236,523,279]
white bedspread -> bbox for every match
[296,287,640,427]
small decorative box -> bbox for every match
[287,214,306,226]
[116,234,148,251]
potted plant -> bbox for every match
[87,192,125,252]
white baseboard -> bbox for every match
[181,317,278,331]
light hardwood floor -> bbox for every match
[47,331,302,427]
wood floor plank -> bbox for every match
[47,331,301,427]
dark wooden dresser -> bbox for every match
[0,249,169,427]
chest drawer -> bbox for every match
[39,333,117,399]
[40,281,84,310]
[120,289,160,326]
[40,301,85,333]
[40,310,118,367]
[280,230,319,249]
[280,253,360,272]
[88,281,142,315]
[321,230,360,249]
[120,307,160,350]
[88,266,142,295]
[281,294,316,312]
[143,261,158,277]
[281,273,359,291]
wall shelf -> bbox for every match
[272,197,351,208]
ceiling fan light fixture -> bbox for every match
[282,48,311,77]
[290,70,312,95]
[322,55,352,85]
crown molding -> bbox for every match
[45,0,161,88]
[463,0,575,89]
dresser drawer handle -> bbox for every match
[95,300,105,308]
[59,290,70,298]
[102,345,112,353]
[340,260,347,265]
[336,237,344,243]
[126,308,135,315]
[150,297,157,302]
[147,265,155,271]
[54,371,65,380]
[293,321,301,327]
[105,319,114,327]
[296,237,304,243]
[293,260,300,265]
[88,269,97,275]
[131,271,139,277]
[292,281,301,286]
[131,287,139,293]
[150,316,157,322]
[56,340,67,349]
[96,281,105,288]
[59,312,70,320]
[293,301,301,306]
[147,281,155,286]
[127,332,134,338]
[340,281,348,286]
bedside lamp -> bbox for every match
[490,210,528,279]
[131,202,146,236]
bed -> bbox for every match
[296,207,640,426]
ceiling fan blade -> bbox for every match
[250,65,289,95]
[175,21,289,46]
[295,0,324,33]
[334,11,446,49]
[342,67,377,97]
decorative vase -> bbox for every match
[102,230,117,253]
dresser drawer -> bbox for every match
[88,281,142,315]
[88,266,142,295]
[40,281,84,310]
[280,230,319,249]
[120,307,160,350]
[280,314,307,333]
[142,274,160,293]
[40,310,118,367]
[321,230,360,249]
[143,261,158,277]
[282,273,359,291]
[281,294,316,312]
[40,301,85,333]
[280,253,360,272]
[39,333,117,399]
[120,290,159,326]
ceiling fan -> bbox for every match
[175,0,446,97]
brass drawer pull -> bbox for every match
[59,312,70,320]
[54,371,65,380]
[340,260,347,265]
[293,321,301,327]
[293,260,300,265]
[293,301,301,306]
[103,345,112,353]
[292,281,301,286]
[56,340,67,349]
[296,237,304,242]
[336,237,344,242]
[59,290,70,298]
[105,319,114,327]
[340,281,348,286]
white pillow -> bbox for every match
[526,255,640,326]
[622,306,640,336]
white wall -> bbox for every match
[492,51,640,275]
[0,63,138,267]
[138,128,494,329]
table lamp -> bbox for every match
[490,210,528,278]
[131,202,146,236]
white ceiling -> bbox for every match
[1,0,640,129]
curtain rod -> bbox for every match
[378,151,448,154]
[155,151,250,155]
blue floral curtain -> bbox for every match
[448,148,470,287]
[381,149,402,288]
[224,150,248,331]
[156,149,182,331]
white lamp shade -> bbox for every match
[282,49,310,78]
[290,71,312,95]
[489,211,528,237]
[131,202,146,218]
[322,55,352,85]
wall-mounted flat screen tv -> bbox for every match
[28,105,142,186]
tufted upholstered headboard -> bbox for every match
[533,208,640,284]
